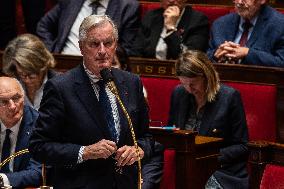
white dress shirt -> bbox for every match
[0,118,22,186]
[62,0,109,55]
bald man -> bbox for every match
[0,77,41,188]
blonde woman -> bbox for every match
[168,50,249,189]
[2,34,57,110]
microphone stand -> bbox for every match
[0,149,51,189]
[106,81,143,189]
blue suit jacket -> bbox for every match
[207,5,284,67]
[168,84,249,189]
[3,106,41,188]
[36,0,140,55]
[29,65,152,189]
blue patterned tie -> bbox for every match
[1,129,11,173]
[97,80,118,142]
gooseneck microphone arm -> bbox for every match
[100,68,143,189]
[0,149,50,189]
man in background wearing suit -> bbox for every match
[36,0,140,56]
[130,0,209,60]
[0,77,41,188]
[29,15,152,189]
[207,0,284,67]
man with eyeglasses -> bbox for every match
[0,77,42,188]
[207,0,284,68]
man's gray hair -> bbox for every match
[79,15,118,41]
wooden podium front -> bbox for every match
[150,128,223,189]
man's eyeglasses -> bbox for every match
[0,94,23,107]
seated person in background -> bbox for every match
[207,0,284,67]
[168,50,249,189]
[0,77,41,188]
[130,0,209,60]
[36,0,140,55]
[2,34,57,110]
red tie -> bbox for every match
[239,20,252,47]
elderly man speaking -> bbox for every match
[29,15,152,189]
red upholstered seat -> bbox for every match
[141,77,180,126]
[224,82,277,142]
[159,150,176,189]
[260,164,284,189]
[139,2,161,18]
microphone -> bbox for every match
[100,68,118,95]
[99,68,143,189]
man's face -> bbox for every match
[79,22,117,77]
[0,78,24,128]
[161,0,187,10]
[233,0,266,20]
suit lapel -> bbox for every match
[151,9,165,49]
[247,6,269,48]
[14,106,33,171]
[74,65,112,140]
[105,0,119,27]
[228,14,240,42]
[60,0,85,44]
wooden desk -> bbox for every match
[150,128,222,189]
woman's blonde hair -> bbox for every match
[176,50,220,102]
[2,34,56,76]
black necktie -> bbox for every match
[1,129,12,173]
[239,20,252,47]
[97,80,118,142]
[90,1,101,15]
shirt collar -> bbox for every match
[83,62,100,83]
[239,16,258,30]
[1,117,22,135]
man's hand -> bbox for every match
[163,5,180,31]
[82,139,117,160]
[115,145,144,166]
[214,41,249,63]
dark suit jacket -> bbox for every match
[207,5,284,67]
[29,65,152,189]
[130,5,209,59]
[2,106,42,189]
[168,84,249,189]
[36,0,140,55]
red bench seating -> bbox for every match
[141,78,277,142]
[260,164,284,189]
[136,61,284,189]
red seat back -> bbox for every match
[141,77,180,126]
[260,164,284,189]
[224,82,277,142]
